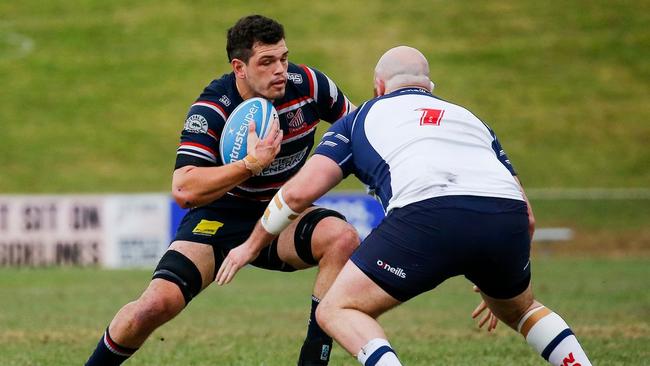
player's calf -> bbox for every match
[294,209,359,365]
[517,305,592,366]
[85,250,203,365]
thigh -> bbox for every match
[173,205,260,277]
[349,204,460,302]
[463,210,531,299]
[321,261,401,318]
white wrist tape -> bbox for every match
[260,188,300,235]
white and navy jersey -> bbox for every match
[314,87,523,213]
[175,62,352,203]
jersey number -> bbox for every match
[416,108,444,126]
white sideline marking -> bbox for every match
[533,228,574,242]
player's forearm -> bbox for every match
[172,162,251,208]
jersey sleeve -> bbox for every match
[299,65,352,122]
[487,126,517,176]
[174,100,227,169]
[313,109,358,177]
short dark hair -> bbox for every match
[226,15,285,63]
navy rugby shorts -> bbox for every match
[350,195,531,302]
[173,196,296,273]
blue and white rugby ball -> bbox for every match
[219,97,278,165]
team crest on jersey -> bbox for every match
[287,72,303,84]
[184,114,208,134]
[219,95,231,107]
[286,108,305,129]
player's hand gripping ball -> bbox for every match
[219,97,278,164]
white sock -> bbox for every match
[357,338,402,366]
[518,306,592,366]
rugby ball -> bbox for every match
[219,97,278,165]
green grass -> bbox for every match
[0,0,648,192]
[0,257,648,365]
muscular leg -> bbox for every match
[480,285,592,366]
[316,261,402,365]
[274,207,360,365]
[85,241,215,365]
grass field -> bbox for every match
[1,0,648,192]
[1,1,648,364]
[0,257,648,365]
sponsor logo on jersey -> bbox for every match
[286,108,305,128]
[219,95,231,107]
[416,108,445,126]
[192,219,224,236]
[376,259,407,278]
[184,114,209,133]
[260,147,308,176]
[287,72,303,84]
[228,104,259,162]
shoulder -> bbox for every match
[188,73,238,123]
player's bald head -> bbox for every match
[374,46,433,94]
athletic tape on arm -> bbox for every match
[261,188,300,235]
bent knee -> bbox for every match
[132,289,185,327]
[321,223,359,256]
[315,301,336,331]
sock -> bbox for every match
[357,338,402,366]
[297,295,333,365]
[85,327,138,366]
[518,306,592,366]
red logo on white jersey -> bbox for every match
[562,352,581,366]
[416,108,444,126]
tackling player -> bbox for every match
[217,46,593,366]
[85,15,358,366]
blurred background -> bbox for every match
[1,0,648,365]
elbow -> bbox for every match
[172,187,194,209]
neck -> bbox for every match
[385,84,430,94]
[235,78,254,100]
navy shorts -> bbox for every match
[351,196,531,301]
[173,196,296,273]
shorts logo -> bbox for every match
[288,72,303,84]
[192,219,224,236]
[184,114,209,134]
[376,259,407,278]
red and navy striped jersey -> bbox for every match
[175,62,352,203]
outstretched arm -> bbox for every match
[216,155,344,285]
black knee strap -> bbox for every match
[294,208,347,265]
[152,250,202,305]
[252,238,297,272]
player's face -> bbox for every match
[243,40,289,100]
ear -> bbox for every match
[374,78,386,97]
[232,59,247,79]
